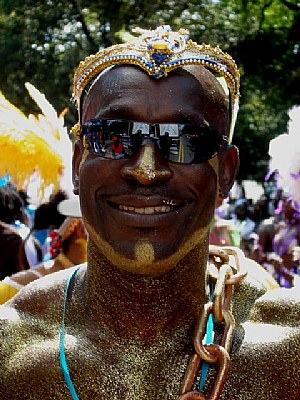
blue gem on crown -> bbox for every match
[152,51,170,64]
[134,25,188,68]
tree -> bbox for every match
[0,0,299,181]
[232,1,300,181]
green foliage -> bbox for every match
[0,0,299,181]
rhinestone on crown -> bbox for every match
[133,25,189,73]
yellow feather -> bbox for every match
[0,84,73,202]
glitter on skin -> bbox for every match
[84,220,210,276]
[79,148,89,171]
[134,239,155,265]
[1,241,300,398]
[208,155,220,205]
[122,144,172,181]
[208,154,219,175]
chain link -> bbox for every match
[179,246,248,400]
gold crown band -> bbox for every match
[72,26,240,142]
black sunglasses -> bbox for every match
[81,119,228,164]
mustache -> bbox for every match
[95,185,187,198]
[95,182,195,202]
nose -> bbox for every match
[121,138,173,185]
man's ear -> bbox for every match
[218,145,239,199]
[72,141,84,195]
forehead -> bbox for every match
[81,65,230,132]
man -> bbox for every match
[229,198,256,255]
[110,135,124,158]
[0,26,299,399]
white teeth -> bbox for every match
[119,205,172,214]
[163,199,176,206]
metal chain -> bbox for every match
[178,246,248,400]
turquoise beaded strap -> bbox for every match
[199,281,215,391]
[60,266,81,400]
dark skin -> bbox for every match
[0,65,300,400]
[76,65,234,275]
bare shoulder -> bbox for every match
[234,253,300,326]
[0,265,87,346]
[3,268,69,312]
[0,267,76,334]
[223,255,300,399]
[248,285,300,326]
[230,284,300,399]
[1,264,86,317]
[0,265,86,398]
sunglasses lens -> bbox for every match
[82,120,226,163]
[82,120,132,159]
[179,125,225,163]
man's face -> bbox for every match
[74,65,237,275]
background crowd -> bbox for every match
[0,184,87,304]
[211,181,300,288]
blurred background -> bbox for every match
[0,0,299,184]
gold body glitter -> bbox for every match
[1,243,300,399]
[134,239,155,265]
[84,220,210,276]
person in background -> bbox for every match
[0,218,29,279]
[252,194,271,232]
[210,195,241,247]
[31,189,69,259]
[0,203,87,304]
[111,135,124,158]
[250,191,284,285]
[229,198,256,256]
[17,189,36,228]
[0,184,41,278]
[270,194,300,287]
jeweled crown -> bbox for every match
[73,25,240,141]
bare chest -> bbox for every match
[1,326,191,399]
[2,322,300,400]
[219,322,300,399]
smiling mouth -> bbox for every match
[119,204,173,214]
[108,199,183,215]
